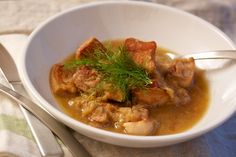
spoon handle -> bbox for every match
[0,83,91,157]
[182,50,236,60]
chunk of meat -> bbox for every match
[168,58,195,88]
[131,106,149,121]
[103,90,125,102]
[69,95,99,117]
[149,70,168,88]
[115,106,149,123]
[73,68,126,102]
[71,95,117,125]
[132,88,170,107]
[89,103,117,124]
[101,83,126,102]
[124,38,157,73]
[73,66,101,92]
[114,106,151,130]
[50,64,77,94]
[75,37,106,59]
[90,106,109,123]
[173,88,191,105]
[123,119,158,135]
[155,52,173,73]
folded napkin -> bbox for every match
[0,0,236,157]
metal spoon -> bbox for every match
[166,50,236,60]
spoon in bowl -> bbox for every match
[166,50,236,60]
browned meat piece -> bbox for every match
[70,95,117,125]
[75,37,106,59]
[168,58,195,88]
[123,119,158,135]
[132,88,170,107]
[68,95,99,117]
[113,105,151,130]
[50,64,77,94]
[103,90,125,102]
[149,70,169,89]
[124,38,157,73]
[73,66,101,92]
[90,106,109,123]
[155,52,173,73]
[131,106,149,121]
[69,95,117,126]
[115,106,149,123]
[89,103,117,124]
[173,88,191,105]
[101,83,126,102]
[73,67,125,102]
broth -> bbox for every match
[51,39,209,135]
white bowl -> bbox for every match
[19,1,236,147]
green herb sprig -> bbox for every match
[64,45,152,100]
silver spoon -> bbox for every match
[166,50,236,60]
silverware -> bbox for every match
[0,43,63,157]
[0,44,91,157]
[166,50,236,60]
